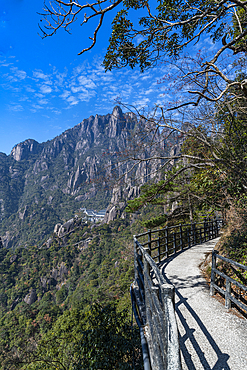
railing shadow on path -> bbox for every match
[158,260,231,370]
[132,220,224,369]
[175,288,230,370]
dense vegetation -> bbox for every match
[0,203,164,369]
[0,212,152,369]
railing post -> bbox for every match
[157,237,161,263]
[212,219,215,238]
[199,225,202,244]
[179,224,183,251]
[165,226,168,258]
[187,228,190,248]
[191,222,195,246]
[215,219,218,237]
[161,283,175,310]
[133,236,138,282]
[215,218,219,236]
[193,222,196,245]
[225,279,232,310]
[209,219,212,239]
[144,248,151,276]
[210,250,218,296]
[204,218,207,242]
[173,232,176,254]
[161,284,181,370]
[148,229,152,257]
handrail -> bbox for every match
[131,218,223,369]
[210,250,247,312]
[133,237,181,370]
[135,218,222,262]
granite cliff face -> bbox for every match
[11,139,40,161]
[0,107,167,248]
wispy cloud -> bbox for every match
[78,90,96,102]
[134,97,150,108]
[9,67,27,80]
[59,90,70,99]
[67,96,79,106]
[38,98,49,105]
[40,85,52,94]
[1,54,175,117]
[7,103,24,112]
[33,70,51,82]
[77,75,96,89]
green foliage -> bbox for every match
[0,212,149,369]
[21,304,142,370]
[220,224,247,265]
[126,109,247,229]
[103,0,244,71]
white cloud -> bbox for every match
[78,90,96,102]
[141,74,152,80]
[143,88,155,95]
[50,108,62,115]
[33,70,50,80]
[19,95,29,102]
[55,70,67,86]
[0,62,12,67]
[78,75,96,89]
[60,90,70,99]
[26,86,36,93]
[40,85,52,94]
[134,97,150,108]
[67,96,79,105]
[38,99,49,105]
[7,103,24,112]
[71,86,86,93]
[1,53,177,120]
[99,73,113,83]
[14,69,26,80]
[73,65,84,76]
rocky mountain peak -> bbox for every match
[11,139,40,161]
[112,105,123,118]
[0,107,174,248]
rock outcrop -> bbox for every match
[54,216,81,238]
[24,288,37,305]
[11,139,40,161]
[0,106,179,248]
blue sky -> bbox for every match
[0,1,223,155]
[0,0,171,155]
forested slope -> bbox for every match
[0,205,163,369]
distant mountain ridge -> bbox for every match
[0,106,166,249]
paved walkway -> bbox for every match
[160,238,247,370]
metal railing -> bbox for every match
[131,238,181,370]
[210,251,247,312]
[131,218,222,370]
[135,219,220,262]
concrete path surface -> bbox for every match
[160,238,247,370]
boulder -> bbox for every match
[59,262,68,280]
[24,289,37,305]
[10,254,17,263]
[54,223,62,234]
[46,237,53,248]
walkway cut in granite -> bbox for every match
[160,238,247,370]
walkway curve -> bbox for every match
[160,238,247,370]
